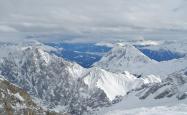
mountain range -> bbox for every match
[0,40,187,115]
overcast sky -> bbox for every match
[0,0,187,42]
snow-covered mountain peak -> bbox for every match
[0,45,111,114]
[95,43,156,73]
[0,40,186,114]
[84,67,137,100]
[113,43,155,62]
[25,47,51,64]
[5,46,52,68]
[84,67,161,101]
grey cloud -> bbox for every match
[0,0,186,42]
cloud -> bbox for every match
[0,25,18,32]
[0,0,186,42]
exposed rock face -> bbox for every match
[129,68,187,100]
[0,75,56,115]
[0,47,110,114]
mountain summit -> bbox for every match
[95,43,156,73]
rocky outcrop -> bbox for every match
[0,47,110,114]
[0,75,60,115]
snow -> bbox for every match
[1,39,187,114]
[67,62,86,78]
[36,48,51,64]
[95,42,187,79]
[99,104,187,115]
[96,88,187,115]
[0,41,57,60]
[95,68,187,115]
[51,105,67,113]
[84,68,135,100]
[141,75,161,84]
[14,93,25,101]
[133,56,187,78]
[94,43,157,74]
[84,67,161,101]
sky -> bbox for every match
[0,0,187,42]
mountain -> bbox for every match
[45,42,111,68]
[0,42,162,114]
[84,67,161,101]
[0,40,57,59]
[136,40,186,62]
[0,75,57,115]
[130,68,187,101]
[0,45,111,114]
[96,68,187,115]
[95,43,187,77]
[1,40,187,115]
[95,43,157,73]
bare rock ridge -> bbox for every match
[129,68,187,100]
[0,46,111,114]
[0,41,187,115]
[0,75,58,115]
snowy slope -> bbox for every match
[0,40,57,59]
[0,44,113,114]
[0,46,83,105]
[84,67,161,101]
[0,41,163,114]
[96,68,187,115]
[95,43,157,73]
[0,40,187,115]
[97,104,187,115]
[95,42,187,78]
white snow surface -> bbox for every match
[95,43,157,73]
[0,40,57,59]
[95,42,187,78]
[96,90,187,115]
[84,67,161,100]
[14,93,25,102]
[96,68,187,115]
[1,40,187,114]
[98,104,187,115]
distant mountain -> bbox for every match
[95,43,187,77]
[95,43,157,73]
[45,42,111,68]
[1,40,187,115]
[139,48,185,61]
[0,42,162,114]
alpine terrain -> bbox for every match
[0,40,186,115]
